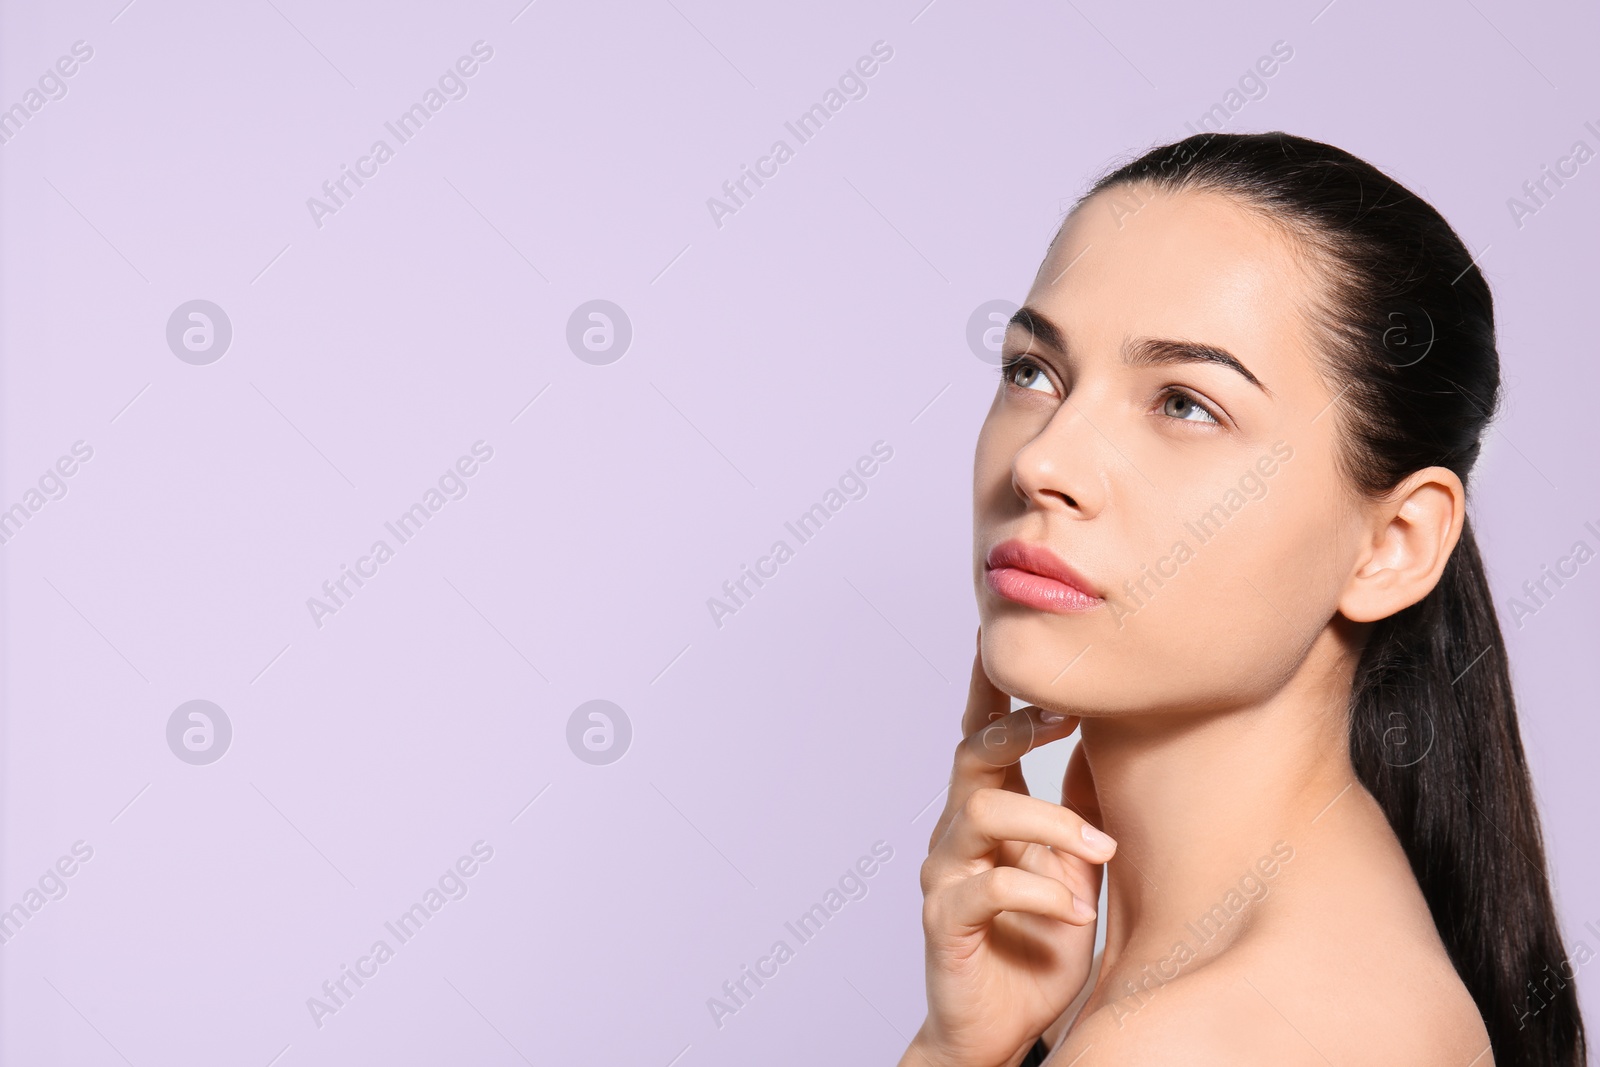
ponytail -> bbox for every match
[1350,519,1585,1066]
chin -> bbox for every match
[979,610,1098,712]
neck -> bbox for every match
[1080,630,1364,974]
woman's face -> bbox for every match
[974,185,1366,716]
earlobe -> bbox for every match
[1338,468,1465,624]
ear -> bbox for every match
[1339,466,1465,624]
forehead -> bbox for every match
[1024,186,1319,373]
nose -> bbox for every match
[1010,398,1109,518]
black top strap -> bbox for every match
[1018,1036,1051,1067]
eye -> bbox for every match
[1001,355,1057,396]
[1158,388,1220,425]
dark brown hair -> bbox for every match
[1076,130,1585,1066]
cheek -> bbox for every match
[1076,481,1345,711]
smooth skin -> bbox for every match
[901,186,1492,1066]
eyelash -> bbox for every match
[999,354,1224,426]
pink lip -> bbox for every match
[984,538,1104,613]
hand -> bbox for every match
[902,629,1114,1067]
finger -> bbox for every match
[1008,836,1100,903]
[931,864,1097,932]
[930,704,1080,851]
[960,633,1011,739]
[937,785,1117,873]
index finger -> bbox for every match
[929,637,1080,850]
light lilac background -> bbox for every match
[1,1,1595,1064]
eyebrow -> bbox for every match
[1007,304,1270,395]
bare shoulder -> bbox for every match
[1048,911,1491,1066]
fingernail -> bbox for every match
[1081,823,1116,851]
[1072,894,1096,921]
[1040,710,1066,723]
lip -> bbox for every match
[984,538,1104,613]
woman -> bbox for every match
[899,132,1586,1066]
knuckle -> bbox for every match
[980,864,1018,903]
[961,786,1001,824]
